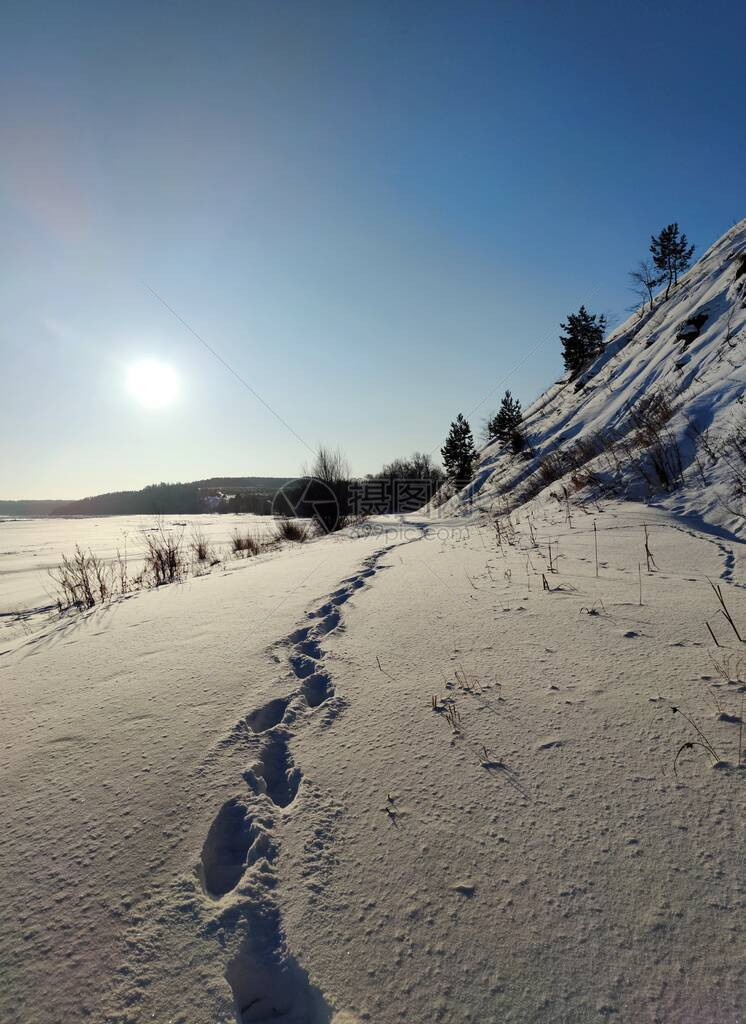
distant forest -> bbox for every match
[0,499,69,517]
[0,478,294,517]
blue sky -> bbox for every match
[2,0,744,498]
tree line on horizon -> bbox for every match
[51,480,289,517]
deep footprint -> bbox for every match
[246,697,291,734]
[200,798,255,898]
[226,905,333,1023]
[301,672,334,708]
[256,732,301,808]
[297,639,323,660]
[286,626,311,644]
[289,653,318,679]
[313,609,341,636]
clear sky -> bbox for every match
[2,0,744,499]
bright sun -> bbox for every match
[126,358,180,409]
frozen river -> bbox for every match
[0,514,283,615]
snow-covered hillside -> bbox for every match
[451,219,746,532]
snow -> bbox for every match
[2,222,746,1023]
[445,218,746,534]
[2,502,745,1022]
[0,514,285,620]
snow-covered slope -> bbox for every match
[450,219,746,531]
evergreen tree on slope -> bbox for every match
[487,390,524,449]
[559,305,606,376]
[650,223,694,300]
[441,414,477,487]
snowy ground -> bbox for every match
[1,499,744,1023]
[0,514,286,621]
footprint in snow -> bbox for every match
[286,626,312,644]
[201,553,388,1022]
[244,731,301,809]
[289,653,319,679]
[301,671,334,708]
[297,637,323,658]
[313,608,341,636]
[245,697,291,734]
[717,712,743,724]
[452,882,476,897]
[225,902,335,1023]
[199,798,276,899]
[537,739,564,751]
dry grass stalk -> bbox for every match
[707,578,743,642]
[706,650,744,685]
[143,528,186,585]
[706,621,721,647]
[273,519,308,543]
[671,705,720,774]
[231,530,262,557]
[50,545,110,610]
[644,526,658,572]
[190,529,212,562]
[443,702,462,733]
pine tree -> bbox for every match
[487,390,523,448]
[650,223,695,300]
[559,305,606,376]
[441,414,477,487]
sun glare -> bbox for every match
[126,358,180,409]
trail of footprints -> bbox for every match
[199,550,386,1022]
